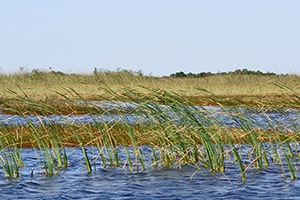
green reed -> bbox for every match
[0,127,24,178]
[1,89,70,176]
[0,149,19,178]
[0,86,299,183]
[0,137,20,179]
[115,87,299,181]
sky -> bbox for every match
[0,0,300,76]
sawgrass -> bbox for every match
[0,70,299,107]
[0,85,299,182]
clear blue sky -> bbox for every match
[1,0,300,76]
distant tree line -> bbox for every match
[5,67,280,78]
[168,68,277,78]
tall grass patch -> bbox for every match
[0,86,299,183]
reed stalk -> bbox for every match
[0,85,299,183]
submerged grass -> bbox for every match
[0,86,299,183]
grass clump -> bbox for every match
[0,86,299,183]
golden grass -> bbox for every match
[1,123,298,148]
[0,71,299,112]
[0,81,299,181]
[0,71,299,100]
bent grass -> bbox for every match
[0,86,299,183]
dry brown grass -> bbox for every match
[0,71,300,112]
[0,71,299,99]
[1,123,298,148]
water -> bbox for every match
[1,147,300,200]
[1,101,300,199]
[1,102,299,131]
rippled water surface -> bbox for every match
[1,102,300,199]
[0,147,300,200]
[1,102,299,131]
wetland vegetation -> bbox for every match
[0,68,299,183]
[1,68,299,107]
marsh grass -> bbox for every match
[1,70,300,108]
[0,85,299,183]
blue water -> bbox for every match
[1,101,299,131]
[1,101,300,199]
[1,147,300,199]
